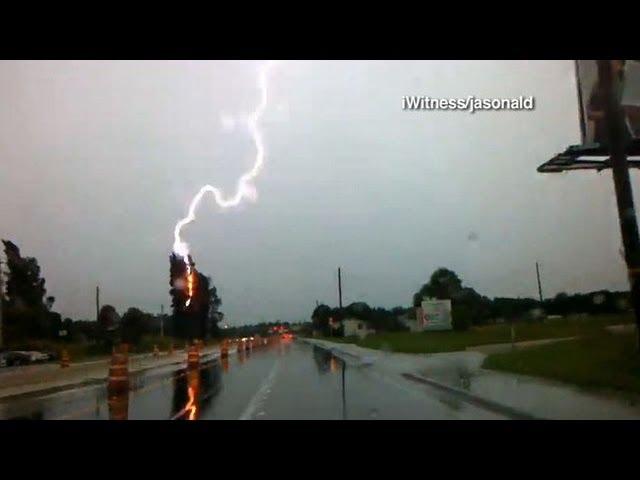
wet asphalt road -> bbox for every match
[0,340,506,420]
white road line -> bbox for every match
[238,359,281,420]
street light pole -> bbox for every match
[599,60,640,351]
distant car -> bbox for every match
[3,351,50,366]
[4,352,32,366]
[28,351,51,363]
[46,350,59,362]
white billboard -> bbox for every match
[421,299,452,331]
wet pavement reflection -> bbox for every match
[311,345,347,419]
[171,360,223,420]
[0,339,507,420]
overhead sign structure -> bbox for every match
[538,60,640,351]
[539,60,640,172]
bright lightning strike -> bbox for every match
[172,61,278,303]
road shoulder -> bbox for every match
[0,347,220,402]
[302,337,640,419]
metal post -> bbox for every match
[599,60,640,351]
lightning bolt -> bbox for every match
[172,61,278,292]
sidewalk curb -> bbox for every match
[402,372,538,420]
[302,339,374,366]
[302,339,350,354]
[302,338,537,419]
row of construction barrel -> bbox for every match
[59,340,187,369]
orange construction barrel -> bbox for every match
[221,357,230,373]
[60,349,70,368]
[187,345,200,370]
[107,352,129,396]
[220,339,229,359]
[108,392,129,420]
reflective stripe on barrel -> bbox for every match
[108,353,129,395]
[187,346,199,369]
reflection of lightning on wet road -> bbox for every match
[0,341,509,420]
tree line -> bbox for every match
[1,239,223,350]
[412,268,630,330]
[311,267,631,334]
[311,302,409,337]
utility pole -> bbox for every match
[160,304,165,338]
[0,260,4,349]
[338,267,343,309]
[599,60,640,351]
[337,267,343,338]
[536,262,544,303]
[96,286,100,322]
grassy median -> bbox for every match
[317,313,633,354]
[482,331,640,395]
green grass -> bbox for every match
[317,313,634,354]
[482,331,640,395]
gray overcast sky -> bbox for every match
[0,60,634,325]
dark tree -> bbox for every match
[311,304,333,336]
[98,305,120,330]
[97,304,121,347]
[412,268,492,329]
[196,272,210,340]
[169,253,222,341]
[61,318,74,341]
[2,240,47,308]
[1,239,57,341]
[121,307,151,345]
[74,320,99,343]
[207,279,222,338]
[413,268,463,305]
